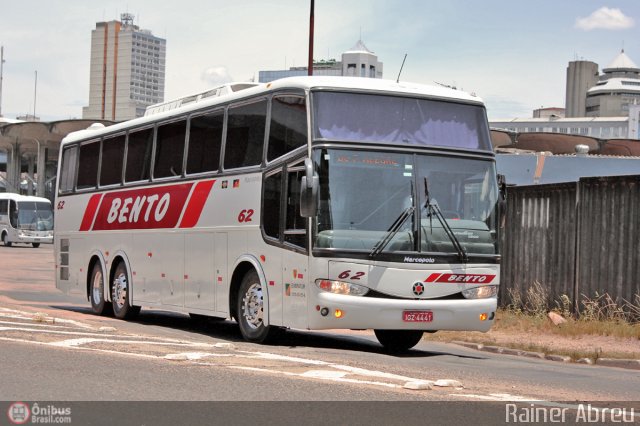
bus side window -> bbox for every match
[59,146,78,193]
[267,96,307,162]
[262,170,282,240]
[284,168,307,249]
[187,111,223,174]
[76,141,100,190]
[0,200,7,217]
[155,120,187,178]
[224,100,267,170]
[9,200,18,227]
[100,134,125,186]
[125,127,154,183]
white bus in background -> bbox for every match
[54,77,504,352]
[0,193,54,248]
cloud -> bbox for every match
[575,7,635,31]
[201,67,233,86]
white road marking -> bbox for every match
[0,307,471,393]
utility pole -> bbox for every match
[308,0,314,76]
[0,46,5,117]
[33,70,37,119]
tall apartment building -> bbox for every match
[82,14,166,121]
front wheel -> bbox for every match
[2,233,12,247]
[374,329,424,353]
[236,270,279,343]
[32,243,40,248]
[111,261,140,320]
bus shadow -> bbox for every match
[49,304,484,360]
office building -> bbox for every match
[82,13,166,121]
[565,60,599,118]
[259,40,383,83]
[585,50,640,117]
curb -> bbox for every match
[450,341,639,370]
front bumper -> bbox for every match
[308,292,497,332]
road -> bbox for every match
[0,245,638,424]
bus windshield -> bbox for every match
[313,92,492,151]
[16,201,54,231]
[313,149,499,256]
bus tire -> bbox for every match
[374,329,424,353]
[89,262,112,315]
[237,270,278,343]
[32,243,40,248]
[2,233,12,247]
[111,261,140,320]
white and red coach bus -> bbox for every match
[55,77,504,352]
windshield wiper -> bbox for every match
[369,205,415,258]
[423,177,468,263]
[370,181,415,258]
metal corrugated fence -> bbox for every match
[500,175,640,314]
[576,176,640,305]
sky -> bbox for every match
[0,0,638,121]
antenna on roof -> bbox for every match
[396,54,407,83]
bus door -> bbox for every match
[281,164,309,329]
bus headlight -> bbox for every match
[316,279,369,296]
[462,285,498,299]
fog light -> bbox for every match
[334,309,344,319]
[320,308,329,317]
[479,313,488,321]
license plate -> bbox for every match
[403,311,433,322]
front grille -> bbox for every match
[364,289,465,301]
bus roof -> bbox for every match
[61,77,484,146]
[0,193,52,203]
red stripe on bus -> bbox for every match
[424,273,443,283]
[179,180,215,228]
[91,183,194,231]
[79,194,104,231]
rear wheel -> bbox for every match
[89,262,112,315]
[374,329,424,353]
[236,270,279,343]
[2,233,12,247]
[111,261,140,320]
[32,243,40,248]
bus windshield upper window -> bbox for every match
[313,92,492,151]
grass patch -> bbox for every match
[430,309,640,361]
[430,285,640,361]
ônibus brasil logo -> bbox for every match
[7,402,30,425]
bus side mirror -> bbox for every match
[497,174,507,228]
[300,158,318,218]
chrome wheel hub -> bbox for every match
[241,283,263,330]
[92,270,103,305]
[113,273,128,309]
